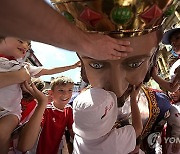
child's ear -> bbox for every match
[49,90,53,96]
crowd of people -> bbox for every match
[0,0,180,154]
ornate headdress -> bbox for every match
[51,0,176,37]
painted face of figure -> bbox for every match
[0,37,30,59]
[79,30,161,106]
[170,32,180,55]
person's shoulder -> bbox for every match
[65,104,73,109]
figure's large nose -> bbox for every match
[105,62,129,97]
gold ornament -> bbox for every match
[51,0,175,37]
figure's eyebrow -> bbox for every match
[81,54,151,61]
[122,54,151,63]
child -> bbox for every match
[152,65,179,92]
[72,86,143,154]
[17,76,75,154]
[0,36,80,153]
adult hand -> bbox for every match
[78,33,133,60]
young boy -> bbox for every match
[17,76,74,154]
[72,86,142,154]
[0,36,80,153]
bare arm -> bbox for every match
[17,81,48,152]
[130,85,143,138]
[36,61,81,77]
[152,66,179,92]
[1,0,133,60]
[0,68,30,88]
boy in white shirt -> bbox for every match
[0,36,80,153]
[72,86,142,154]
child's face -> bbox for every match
[51,83,73,107]
[0,37,30,59]
[170,33,180,55]
[169,88,180,103]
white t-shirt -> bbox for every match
[0,57,43,118]
[73,125,136,154]
[170,59,180,79]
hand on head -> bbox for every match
[79,33,133,60]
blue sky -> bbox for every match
[31,0,81,83]
[31,42,81,83]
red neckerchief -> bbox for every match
[0,54,15,60]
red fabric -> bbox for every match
[20,99,37,123]
[0,54,15,60]
[36,104,73,154]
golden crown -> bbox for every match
[51,0,176,37]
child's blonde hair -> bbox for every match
[50,76,74,91]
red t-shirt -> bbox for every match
[20,99,37,123]
[36,102,73,154]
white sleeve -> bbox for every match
[116,125,136,154]
[25,62,44,76]
[170,59,180,79]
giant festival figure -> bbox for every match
[52,0,180,153]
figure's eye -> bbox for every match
[89,62,104,69]
[18,40,24,44]
[127,61,144,68]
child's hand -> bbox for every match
[73,61,81,68]
[22,81,48,106]
[130,84,142,101]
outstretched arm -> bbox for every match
[152,66,179,92]
[35,61,81,77]
[1,0,133,60]
[17,81,48,152]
